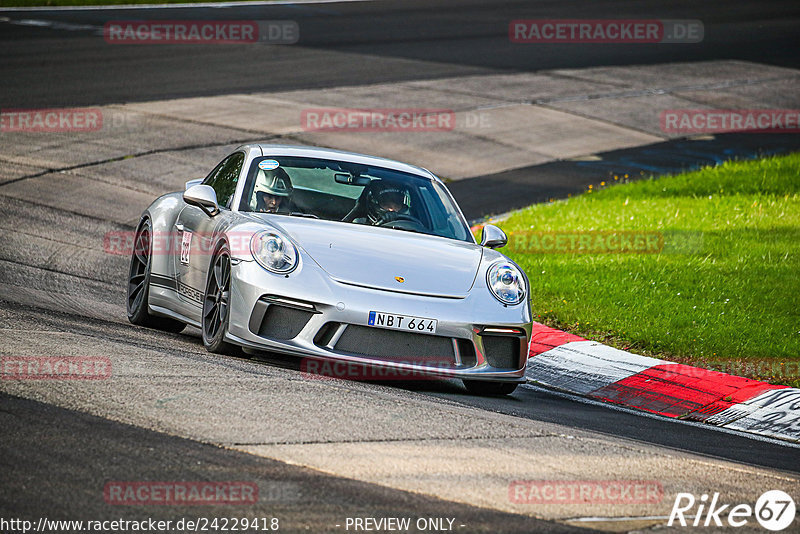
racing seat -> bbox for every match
[341,187,369,222]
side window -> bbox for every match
[203,152,245,209]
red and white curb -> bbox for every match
[525,323,800,443]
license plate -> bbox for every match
[368,311,437,334]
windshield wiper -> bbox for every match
[289,212,320,219]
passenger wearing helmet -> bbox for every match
[354,180,411,225]
[252,167,293,214]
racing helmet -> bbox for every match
[366,180,411,224]
[254,167,293,198]
[252,167,293,212]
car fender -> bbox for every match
[139,192,184,280]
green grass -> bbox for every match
[495,153,800,387]
[1,0,272,6]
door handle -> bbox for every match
[175,223,185,232]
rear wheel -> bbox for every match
[127,219,186,333]
[202,244,239,355]
[463,380,518,396]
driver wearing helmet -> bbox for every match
[252,167,293,214]
[355,180,411,225]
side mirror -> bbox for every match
[183,184,220,217]
[480,224,507,249]
[185,178,203,191]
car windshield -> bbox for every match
[239,155,473,242]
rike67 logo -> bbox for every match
[669,490,796,531]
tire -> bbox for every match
[127,219,186,333]
[201,243,240,355]
[462,380,519,396]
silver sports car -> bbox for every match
[127,144,532,395]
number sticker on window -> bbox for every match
[180,231,192,265]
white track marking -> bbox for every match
[527,340,663,394]
[565,515,687,522]
[0,0,373,12]
[6,18,101,31]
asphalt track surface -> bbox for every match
[1,0,800,532]
[0,393,585,533]
[248,351,800,474]
[1,0,799,108]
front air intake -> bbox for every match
[334,325,456,366]
[256,305,314,340]
[481,335,522,369]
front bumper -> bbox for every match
[226,259,532,382]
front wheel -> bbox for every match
[127,219,186,333]
[463,380,518,396]
[202,244,239,355]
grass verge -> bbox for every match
[495,153,800,387]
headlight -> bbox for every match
[487,262,526,305]
[250,230,298,273]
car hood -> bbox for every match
[261,216,482,298]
